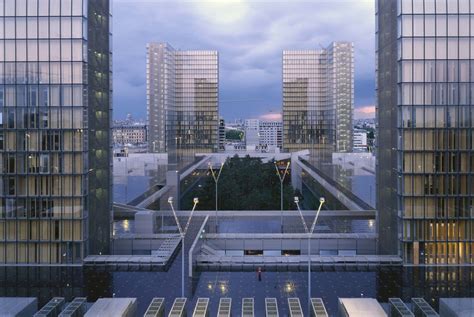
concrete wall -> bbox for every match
[203,235,376,256]
[112,238,166,255]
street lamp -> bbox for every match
[275,161,290,232]
[168,196,199,298]
[294,196,325,314]
[25,133,31,154]
[209,160,225,232]
[175,136,182,166]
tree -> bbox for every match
[225,130,243,141]
[181,155,296,210]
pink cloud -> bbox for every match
[354,105,375,119]
[259,112,282,121]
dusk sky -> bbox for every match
[113,0,376,121]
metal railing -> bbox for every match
[217,298,232,317]
[34,297,65,317]
[144,298,165,317]
[265,298,279,317]
[168,298,187,317]
[192,298,210,317]
[288,298,304,317]
[242,298,254,317]
[389,298,414,317]
[412,298,439,317]
[310,298,328,317]
[58,297,87,317]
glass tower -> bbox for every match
[328,42,354,153]
[147,43,218,168]
[282,42,354,156]
[377,0,474,264]
[0,0,112,264]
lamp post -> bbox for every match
[168,196,199,298]
[25,133,31,156]
[209,161,225,232]
[294,196,325,314]
[174,136,182,167]
[275,161,290,232]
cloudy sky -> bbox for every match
[113,0,376,121]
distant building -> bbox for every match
[113,125,147,146]
[147,43,219,166]
[283,42,354,155]
[353,129,368,151]
[354,118,375,130]
[259,121,283,149]
[227,119,245,130]
[219,118,226,151]
[113,114,146,127]
[244,119,260,149]
[244,119,283,151]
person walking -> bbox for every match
[257,267,262,281]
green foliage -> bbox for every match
[182,155,296,210]
[225,129,244,140]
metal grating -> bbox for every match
[168,298,187,317]
[144,298,165,317]
[310,298,328,317]
[34,297,65,317]
[412,298,439,317]
[265,298,279,317]
[288,298,303,317]
[242,298,254,317]
[217,298,232,317]
[192,298,209,317]
[58,297,87,317]
[389,298,414,317]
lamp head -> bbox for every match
[168,197,173,204]
[193,197,199,204]
[319,197,325,204]
[294,196,299,204]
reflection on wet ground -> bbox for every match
[1,266,473,316]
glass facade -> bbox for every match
[147,43,218,168]
[328,43,354,152]
[0,0,112,264]
[282,42,354,157]
[377,0,474,264]
[147,43,174,154]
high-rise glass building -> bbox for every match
[0,0,112,264]
[377,0,474,264]
[147,43,219,167]
[282,42,354,156]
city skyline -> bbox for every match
[1,1,474,315]
[113,0,375,120]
